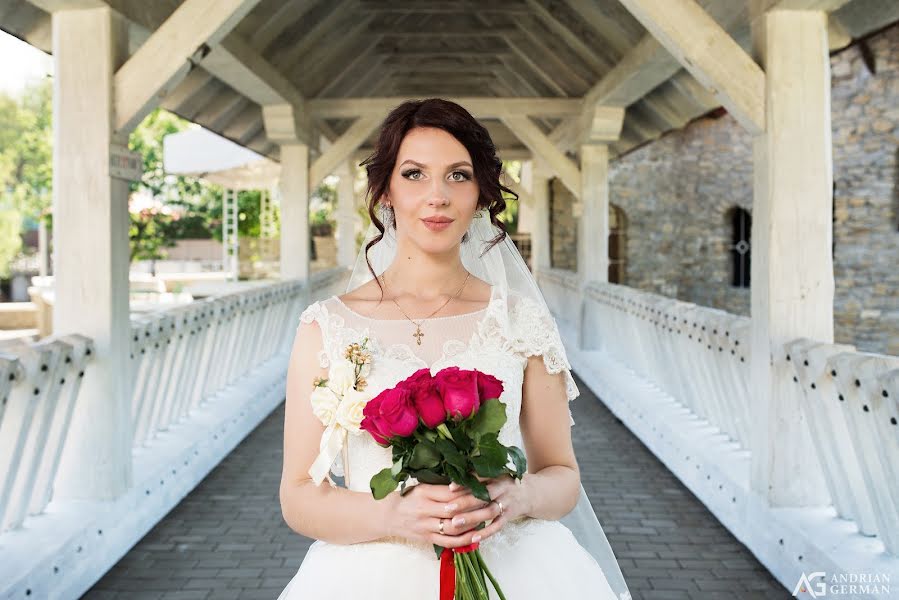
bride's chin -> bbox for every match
[411,236,461,255]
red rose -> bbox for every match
[476,371,504,401]
[375,384,419,438]
[405,368,446,428]
[434,366,480,420]
[361,394,391,446]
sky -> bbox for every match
[0,30,53,98]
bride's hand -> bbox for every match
[384,482,494,549]
[444,474,532,544]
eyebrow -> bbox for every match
[399,159,473,169]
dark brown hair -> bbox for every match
[358,98,517,294]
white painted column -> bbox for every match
[335,160,358,268]
[516,162,535,236]
[279,143,310,280]
[38,218,49,277]
[52,6,133,501]
[578,144,610,286]
[749,9,833,507]
[524,160,551,271]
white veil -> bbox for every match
[345,204,631,600]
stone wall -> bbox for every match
[556,25,898,356]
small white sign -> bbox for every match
[110,144,142,181]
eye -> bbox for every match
[401,169,423,180]
[449,170,472,182]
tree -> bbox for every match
[0,77,52,224]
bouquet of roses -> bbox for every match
[361,366,527,600]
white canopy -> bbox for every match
[163,126,280,190]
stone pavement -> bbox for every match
[83,372,791,600]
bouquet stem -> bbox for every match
[440,546,507,600]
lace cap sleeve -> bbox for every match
[509,294,580,426]
[298,301,331,370]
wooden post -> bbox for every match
[523,160,551,271]
[749,9,833,506]
[279,143,310,280]
[578,144,610,286]
[336,160,358,268]
[51,6,133,501]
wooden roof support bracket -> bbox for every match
[112,0,262,133]
[617,0,766,135]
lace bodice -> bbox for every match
[297,285,580,491]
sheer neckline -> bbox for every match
[333,284,497,322]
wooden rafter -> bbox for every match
[617,0,765,134]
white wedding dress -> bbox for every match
[277,285,621,599]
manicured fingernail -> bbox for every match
[452,516,465,526]
[472,534,481,542]
[449,482,459,491]
[444,503,457,512]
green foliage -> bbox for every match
[0,208,22,279]
[0,77,52,227]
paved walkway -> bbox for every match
[83,372,791,600]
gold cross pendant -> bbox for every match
[412,324,424,346]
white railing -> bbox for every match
[785,339,899,555]
[0,335,94,532]
[130,281,305,447]
[538,271,899,571]
[582,281,753,452]
[0,267,349,535]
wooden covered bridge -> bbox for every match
[0,1,897,598]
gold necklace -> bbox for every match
[381,271,472,346]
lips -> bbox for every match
[421,216,454,231]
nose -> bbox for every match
[427,178,451,206]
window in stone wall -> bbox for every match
[728,207,751,288]
[609,205,627,284]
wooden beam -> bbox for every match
[617,0,765,134]
[252,0,317,51]
[307,97,582,119]
[749,9,834,506]
[203,33,303,108]
[268,0,354,69]
[500,115,580,199]
[766,0,852,9]
[524,0,613,75]
[315,35,384,97]
[113,0,260,132]
[502,34,569,97]
[309,116,381,190]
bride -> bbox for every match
[277,98,631,599]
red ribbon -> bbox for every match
[439,542,480,600]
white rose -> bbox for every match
[328,360,356,396]
[310,385,339,426]
[336,387,371,433]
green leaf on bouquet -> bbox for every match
[370,467,398,500]
[467,398,507,437]
[414,469,448,484]
[471,436,508,478]
[390,457,404,477]
[434,438,468,471]
[507,445,527,477]
[459,470,491,503]
[408,441,441,469]
[471,456,504,478]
